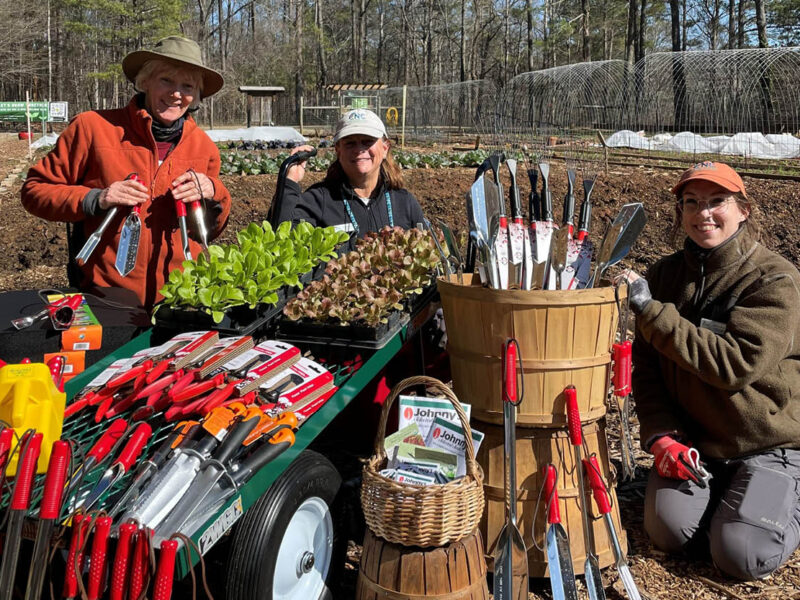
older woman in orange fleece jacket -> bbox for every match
[21,36,231,309]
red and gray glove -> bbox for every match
[650,435,700,482]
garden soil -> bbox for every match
[1,134,799,598]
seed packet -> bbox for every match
[397,395,472,440]
[389,442,459,480]
[383,422,425,452]
[394,469,436,486]
[393,461,450,484]
[425,416,485,477]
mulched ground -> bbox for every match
[2,133,800,598]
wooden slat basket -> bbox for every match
[438,274,620,427]
[361,376,485,547]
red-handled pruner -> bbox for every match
[77,422,152,512]
[152,539,180,600]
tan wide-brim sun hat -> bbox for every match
[122,36,224,99]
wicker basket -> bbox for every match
[361,376,485,547]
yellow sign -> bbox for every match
[385,107,399,126]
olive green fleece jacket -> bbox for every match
[632,225,800,459]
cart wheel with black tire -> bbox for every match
[226,449,345,600]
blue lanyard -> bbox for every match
[342,191,393,235]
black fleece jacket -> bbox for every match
[278,177,425,250]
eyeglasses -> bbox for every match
[678,197,735,215]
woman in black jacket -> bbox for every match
[276,108,424,245]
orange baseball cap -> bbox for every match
[671,162,748,199]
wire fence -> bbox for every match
[232,48,800,165]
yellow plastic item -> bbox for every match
[0,363,66,475]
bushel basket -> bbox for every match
[361,376,485,547]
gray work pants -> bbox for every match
[644,448,800,580]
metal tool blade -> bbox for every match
[76,465,121,513]
[548,226,569,290]
[115,211,141,276]
[76,206,119,265]
[585,554,606,600]
[590,203,646,287]
[552,524,579,600]
[121,451,202,529]
[155,465,225,537]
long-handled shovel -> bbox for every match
[493,339,528,600]
[542,464,579,600]
[565,385,606,600]
[589,203,646,287]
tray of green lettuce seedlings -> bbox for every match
[278,226,443,348]
[154,221,349,336]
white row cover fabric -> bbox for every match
[606,130,800,159]
[30,126,306,150]
[204,126,306,144]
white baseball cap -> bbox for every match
[333,109,387,142]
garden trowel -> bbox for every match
[115,173,146,277]
[506,159,532,289]
[532,161,555,289]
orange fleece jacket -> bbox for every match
[21,96,231,309]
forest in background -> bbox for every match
[1,0,799,126]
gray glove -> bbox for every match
[629,277,652,314]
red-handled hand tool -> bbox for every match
[174,197,192,261]
[64,418,128,509]
[0,432,42,600]
[109,522,137,600]
[76,422,152,512]
[24,440,71,600]
[76,172,142,266]
[493,338,528,600]
[613,281,636,479]
[105,358,154,391]
[153,539,180,600]
[129,527,152,600]
[565,385,606,600]
[87,516,112,600]
[584,456,642,599]
[63,514,92,600]
[542,464,579,600]
[47,355,67,391]
[0,427,15,504]
[108,421,202,518]
[116,173,146,277]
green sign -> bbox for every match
[350,97,369,109]
[0,101,49,122]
